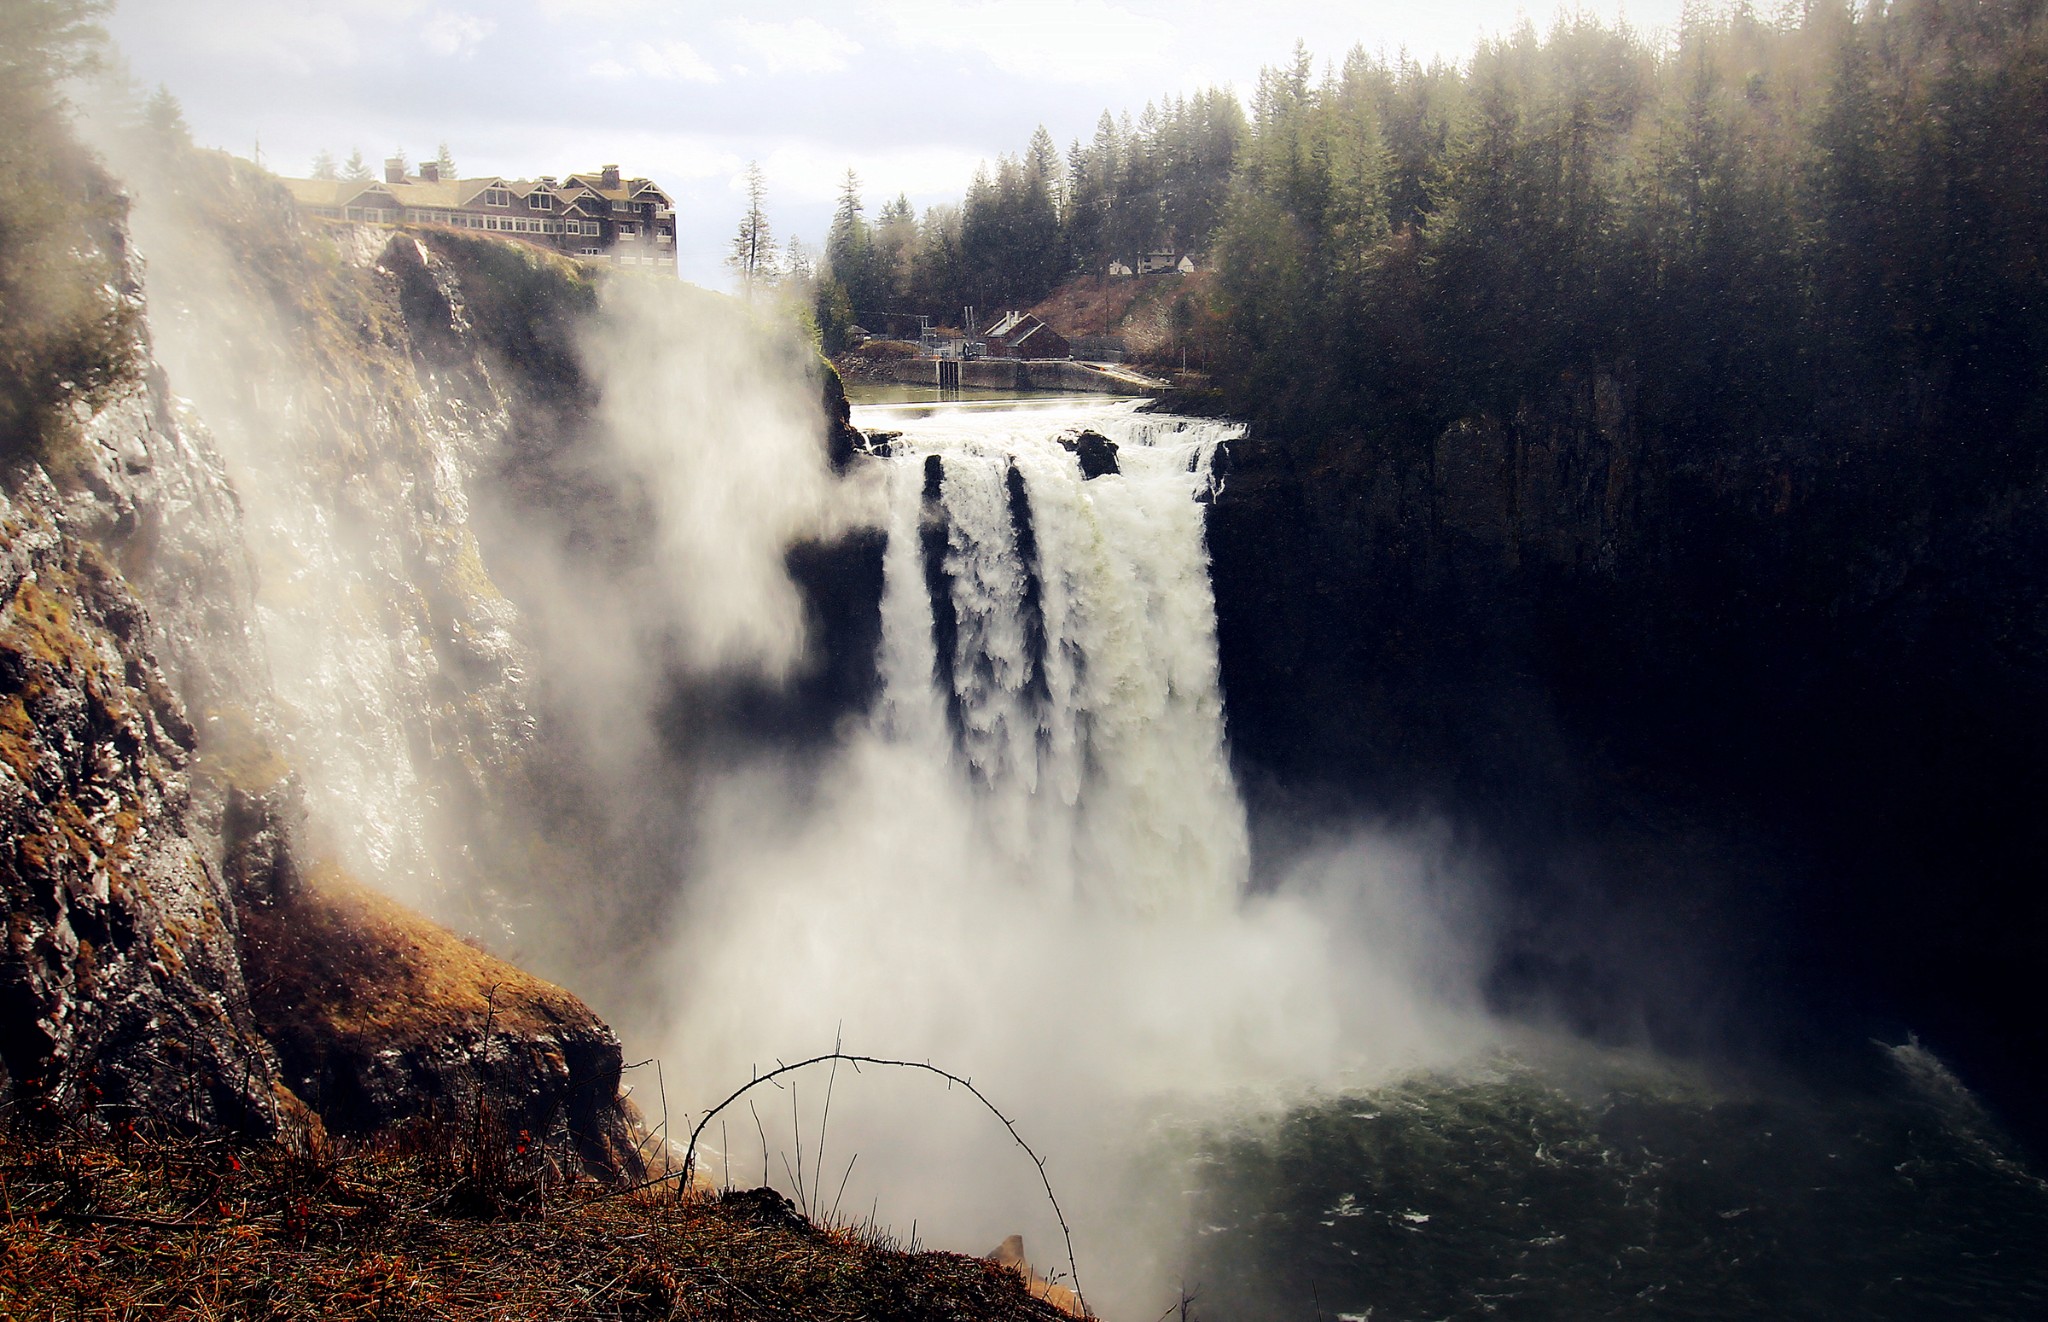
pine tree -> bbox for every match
[783,235,814,285]
[311,149,338,180]
[726,160,775,299]
[825,169,877,313]
[433,142,457,178]
[141,84,188,145]
[1027,124,1064,218]
[342,148,371,181]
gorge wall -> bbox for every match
[0,139,862,1161]
[1205,377,2048,1151]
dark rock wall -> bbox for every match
[0,200,329,1133]
[1,477,253,1129]
[0,174,676,1161]
[1207,380,2048,1148]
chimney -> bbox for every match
[384,157,406,184]
[418,161,441,183]
[601,163,621,190]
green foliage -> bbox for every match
[823,90,1245,326]
[813,274,856,355]
[960,148,1062,311]
[141,82,188,145]
[824,168,875,313]
[423,230,600,397]
[0,0,138,469]
[1205,0,2048,489]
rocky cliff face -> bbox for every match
[0,152,709,1168]
[0,459,285,1132]
[1206,378,2048,1149]
[2,129,871,1161]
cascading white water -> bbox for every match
[873,400,1249,914]
[665,397,1478,1317]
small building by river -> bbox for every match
[981,312,1071,360]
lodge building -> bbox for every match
[284,159,677,270]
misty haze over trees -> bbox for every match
[797,0,2042,451]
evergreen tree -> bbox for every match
[826,169,879,317]
[342,148,371,181]
[140,83,188,145]
[311,148,338,180]
[783,235,814,286]
[726,160,775,299]
[433,141,457,178]
[0,0,136,461]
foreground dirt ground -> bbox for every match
[0,1128,1081,1320]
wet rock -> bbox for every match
[821,366,861,471]
[1072,431,1119,479]
[0,469,292,1136]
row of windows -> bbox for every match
[312,203,626,242]
[406,211,604,236]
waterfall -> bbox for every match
[871,401,1249,914]
[667,399,1478,1316]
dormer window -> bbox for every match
[527,193,552,210]
[483,187,511,207]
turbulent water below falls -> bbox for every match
[1175,1040,2048,1321]
[677,399,2048,1319]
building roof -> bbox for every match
[559,171,671,208]
[282,175,515,211]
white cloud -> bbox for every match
[420,10,495,58]
[867,0,1166,84]
[118,1,369,76]
[588,38,721,83]
[533,0,663,17]
[721,17,859,76]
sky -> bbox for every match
[107,0,1689,288]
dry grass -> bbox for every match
[0,1126,1080,1320]
[241,869,583,1051]
[1026,273,1215,357]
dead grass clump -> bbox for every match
[242,868,578,1050]
[0,1127,1079,1320]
